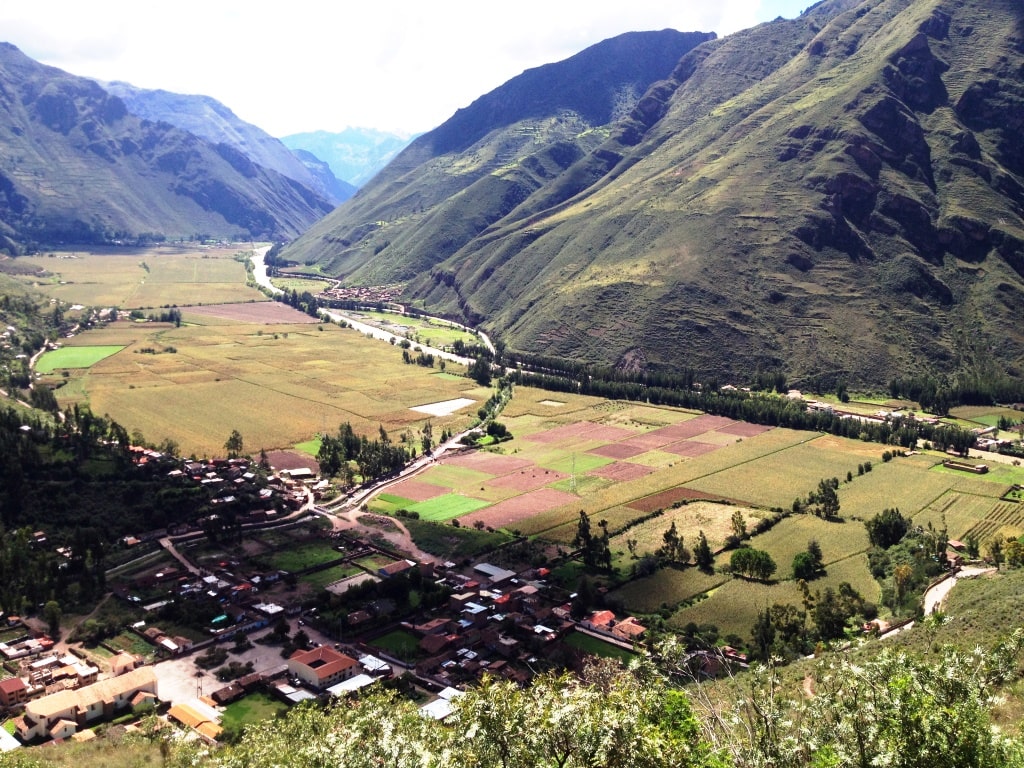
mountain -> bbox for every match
[281,128,416,188]
[0,43,335,251]
[101,82,350,205]
[284,1,1024,390]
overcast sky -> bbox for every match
[3,1,811,138]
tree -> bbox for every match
[420,421,433,455]
[43,599,62,637]
[989,537,1004,570]
[792,551,819,581]
[751,608,776,661]
[658,521,688,563]
[813,477,841,519]
[730,547,777,581]
[694,530,714,572]
[224,429,244,458]
[730,509,747,541]
[865,507,910,549]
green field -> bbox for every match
[346,310,480,349]
[268,542,344,573]
[406,494,491,521]
[369,629,420,660]
[401,518,512,560]
[612,567,729,614]
[563,631,637,662]
[221,692,289,730]
[36,345,125,372]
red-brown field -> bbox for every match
[526,422,636,443]
[718,421,774,438]
[588,443,647,459]
[184,302,320,323]
[442,452,534,474]
[265,450,320,472]
[460,488,580,528]
[663,441,721,457]
[386,478,449,502]
[617,432,682,450]
[627,487,725,513]
[646,415,736,440]
[589,462,656,482]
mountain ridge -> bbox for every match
[284,0,1024,389]
[0,42,334,250]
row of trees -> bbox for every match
[316,423,413,484]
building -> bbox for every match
[0,677,28,708]
[287,647,360,691]
[15,666,158,742]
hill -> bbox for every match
[284,0,1024,390]
[101,81,351,205]
[0,43,335,251]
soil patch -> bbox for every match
[718,422,774,438]
[489,468,570,492]
[588,443,647,460]
[526,422,636,444]
[461,488,579,529]
[588,462,656,482]
[646,415,736,441]
[185,303,318,324]
[627,487,724,513]
[386,478,449,502]
[265,450,320,472]
[662,441,721,458]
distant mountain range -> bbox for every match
[101,81,355,205]
[281,129,416,189]
[0,42,334,249]
[282,0,1024,389]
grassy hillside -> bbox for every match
[288,0,1024,390]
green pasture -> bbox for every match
[369,629,420,660]
[294,437,321,456]
[268,542,344,573]
[369,494,417,515]
[271,277,332,294]
[221,692,289,730]
[36,345,125,372]
[13,247,262,308]
[563,631,637,662]
[611,567,729,613]
[407,494,490,521]
[934,461,1024,487]
[347,310,479,349]
[300,563,365,591]
[751,515,870,577]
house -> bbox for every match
[611,616,647,642]
[473,563,516,586]
[378,559,416,578]
[0,677,28,708]
[167,700,223,742]
[287,647,360,691]
[16,666,158,742]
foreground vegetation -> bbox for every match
[3,630,1023,768]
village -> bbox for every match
[0,443,701,750]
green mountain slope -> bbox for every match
[286,0,1024,389]
[0,43,335,251]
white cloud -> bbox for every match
[0,0,809,136]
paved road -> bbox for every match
[922,565,995,615]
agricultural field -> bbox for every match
[342,310,480,350]
[39,306,484,456]
[12,246,262,308]
[221,692,289,730]
[563,631,637,663]
[36,345,124,372]
[612,567,729,614]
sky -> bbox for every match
[2,0,812,139]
